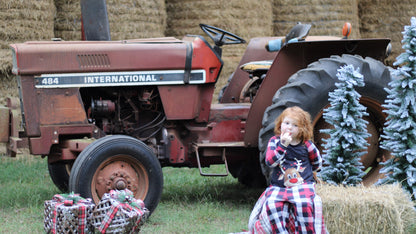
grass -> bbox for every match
[141,167,264,233]
[0,154,264,233]
[0,155,60,233]
[2,154,415,233]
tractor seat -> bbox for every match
[240,60,273,73]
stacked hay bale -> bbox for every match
[107,0,166,40]
[54,0,81,40]
[358,0,416,66]
[3,0,414,104]
[0,0,55,105]
[54,0,167,41]
[273,0,360,38]
[317,184,416,233]
[165,0,273,100]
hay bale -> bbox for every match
[0,50,12,76]
[166,0,273,55]
[358,0,416,66]
[273,0,360,39]
[316,184,416,234]
[0,0,55,74]
[54,0,82,41]
[54,0,167,41]
[107,0,166,40]
[0,73,18,106]
[166,0,273,100]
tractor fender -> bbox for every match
[243,38,391,147]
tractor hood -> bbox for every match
[10,36,223,84]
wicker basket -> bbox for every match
[44,194,95,234]
[92,190,149,234]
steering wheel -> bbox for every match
[199,24,246,47]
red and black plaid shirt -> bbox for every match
[265,136,322,187]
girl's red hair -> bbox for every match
[273,106,313,142]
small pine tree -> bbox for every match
[379,17,416,200]
[320,64,370,186]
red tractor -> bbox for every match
[1,3,392,214]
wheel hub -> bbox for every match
[100,170,138,193]
[115,179,127,190]
[92,156,148,204]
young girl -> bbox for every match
[248,106,326,234]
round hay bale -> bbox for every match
[0,0,55,74]
[273,0,360,39]
[166,0,273,99]
[316,184,416,233]
[54,0,82,41]
[107,0,166,40]
[358,0,416,66]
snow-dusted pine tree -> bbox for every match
[379,17,416,200]
[320,64,370,186]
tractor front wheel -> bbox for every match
[68,135,163,214]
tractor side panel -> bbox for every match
[19,75,41,136]
[19,75,93,155]
[158,83,215,122]
[38,88,87,125]
[158,85,201,120]
[18,75,88,137]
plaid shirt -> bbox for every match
[265,136,322,187]
[248,184,327,234]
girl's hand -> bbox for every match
[280,131,292,147]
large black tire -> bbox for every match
[68,135,163,214]
[48,161,72,192]
[258,54,392,185]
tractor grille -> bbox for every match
[77,54,110,69]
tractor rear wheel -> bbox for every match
[68,135,163,214]
[228,158,267,188]
[258,54,392,186]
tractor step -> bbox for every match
[193,141,245,177]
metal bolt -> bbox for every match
[115,180,126,190]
